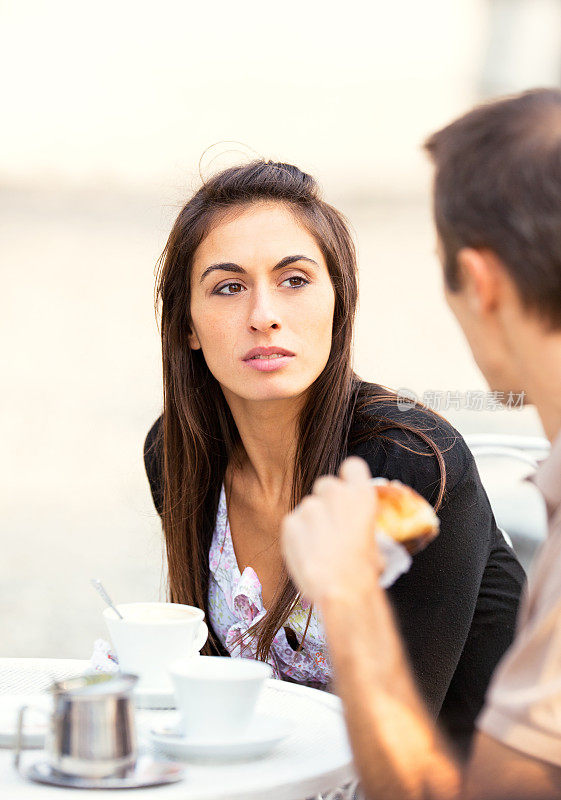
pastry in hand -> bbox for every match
[370,478,440,555]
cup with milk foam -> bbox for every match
[103,602,208,692]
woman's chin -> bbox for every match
[242,387,305,402]
[223,377,310,404]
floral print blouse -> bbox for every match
[208,485,332,688]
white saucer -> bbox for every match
[25,755,184,788]
[134,686,176,710]
[0,695,51,749]
[150,714,290,761]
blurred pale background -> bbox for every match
[2,0,561,656]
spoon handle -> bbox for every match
[91,579,124,619]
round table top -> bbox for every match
[0,658,356,800]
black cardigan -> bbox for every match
[143,394,525,755]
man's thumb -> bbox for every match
[339,456,372,485]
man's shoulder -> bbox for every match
[477,526,561,770]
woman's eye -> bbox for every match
[281,275,309,288]
[213,276,309,294]
[215,282,245,295]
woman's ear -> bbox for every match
[187,324,201,351]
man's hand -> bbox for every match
[282,456,460,799]
[281,456,382,603]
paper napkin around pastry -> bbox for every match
[376,532,412,588]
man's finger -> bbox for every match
[312,474,341,497]
[297,495,323,516]
[339,456,372,485]
[281,513,304,555]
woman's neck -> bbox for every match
[223,390,304,503]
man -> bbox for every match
[281,88,561,800]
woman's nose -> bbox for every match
[247,289,281,332]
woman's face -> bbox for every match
[189,202,336,403]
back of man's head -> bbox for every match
[425,88,561,329]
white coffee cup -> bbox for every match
[103,602,208,691]
[169,656,272,740]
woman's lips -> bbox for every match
[243,354,294,372]
[242,347,295,372]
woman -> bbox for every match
[144,160,524,754]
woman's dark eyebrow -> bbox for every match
[199,255,318,283]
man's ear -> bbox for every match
[456,248,501,315]
[187,324,201,351]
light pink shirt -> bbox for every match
[207,485,332,687]
[478,432,561,767]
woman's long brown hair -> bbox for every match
[154,161,448,660]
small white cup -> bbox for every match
[169,656,272,741]
[103,602,208,691]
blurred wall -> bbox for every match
[1,0,486,194]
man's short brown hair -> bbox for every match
[424,88,561,329]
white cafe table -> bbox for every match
[0,658,357,800]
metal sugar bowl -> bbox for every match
[15,672,138,779]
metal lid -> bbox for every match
[50,672,137,698]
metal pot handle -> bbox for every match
[13,704,48,773]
